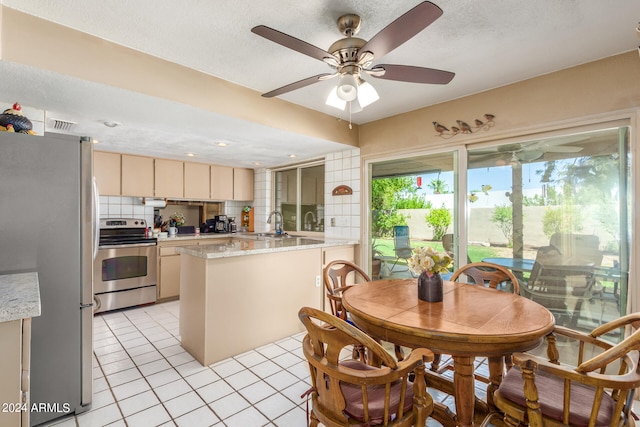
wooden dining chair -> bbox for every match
[432,262,521,376]
[450,261,520,294]
[323,260,369,322]
[298,307,434,427]
[323,259,405,361]
[482,313,640,427]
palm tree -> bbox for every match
[428,178,448,194]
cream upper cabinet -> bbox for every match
[233,168,254,201]
[121,155,154,197]
[184,162,210,200]
[93,151,121,196]
[155,159,184,198]
[210,165,234,200]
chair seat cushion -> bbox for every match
[499,366,616,427]
[339,360,414,425]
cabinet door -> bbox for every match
[159,254,181,299]
[184,162,210,199]
[0,320,22,427]
[210,165,234,200]
[93,151,121,195]
[233,168,254,201]
[121,155,154,197]
[155,159,184,198]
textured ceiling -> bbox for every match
[1,0,639,167]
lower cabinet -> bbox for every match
[157,239,202,300]
[159,248,181,300]
[0,318,31,427]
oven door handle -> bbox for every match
[98,242,157,249]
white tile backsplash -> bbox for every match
[324,148,361,240]
[99,196,155,226]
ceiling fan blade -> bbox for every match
[357,2,443,61]
[251,25,338,65]
[368,64,454,84]
[542,145,584,153]
[261,73,334,98]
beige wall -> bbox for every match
[360,52,640,156]
[0,7,358,148]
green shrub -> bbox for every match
[425,205,451,240]
[491,205,514,247]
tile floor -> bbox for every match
[43,300,312,427]
[39,300,465,427]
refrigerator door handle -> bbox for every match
[92,177,100,260]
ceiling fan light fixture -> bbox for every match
[336,73,358,102]
[357,80,379,108]
[326,87,346,110]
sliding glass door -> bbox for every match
[366,125,630,336]
[368,151,460,280]
[467,127,630,332]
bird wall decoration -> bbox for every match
[433,113,495,138]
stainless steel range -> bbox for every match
[94,218,157,313]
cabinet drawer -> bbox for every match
[160,246,180,256]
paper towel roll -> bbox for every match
[143,197,167,208]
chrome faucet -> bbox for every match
[304,211,316,231]
[267,210,283,233]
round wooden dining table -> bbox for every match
[342,278,555,427]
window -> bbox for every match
[273,163,324,233]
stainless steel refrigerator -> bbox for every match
[0,132,97,425]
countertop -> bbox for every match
[0,272,41,322]
[176,236,357,259]
[157,232,252,242]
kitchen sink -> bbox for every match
[253,232,294,239]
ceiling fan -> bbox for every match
[251,1,455,112]
[469,137,587,166]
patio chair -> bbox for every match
[522,242,601,329]
[391,225,415,275]
[482,313,640,427]
[299,307,434,427]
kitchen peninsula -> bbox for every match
[176,235,355,365]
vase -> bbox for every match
[418,272,443,302]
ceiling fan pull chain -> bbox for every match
[348,102,352,129]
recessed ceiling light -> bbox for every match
[186,153,196,157]
[92,139,100,144]
[253,162,261,166]
[288,154,297,158]
[102,121,122,128]
[217,142,228,147]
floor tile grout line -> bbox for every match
[95,303,311,425]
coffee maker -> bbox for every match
[201,215,229,233]
[228,217,237,233]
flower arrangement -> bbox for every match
[169,212,185,227]
[408,246,452,277]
